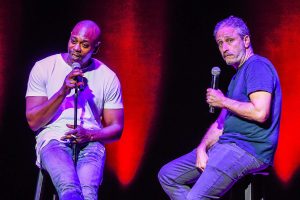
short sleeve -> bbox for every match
[103,74,123,109]
[26,62,47,97]
[245,61,274,96]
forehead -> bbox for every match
[216,26,240,40]
[71,25,98,43]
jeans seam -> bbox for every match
[172,167,199,185]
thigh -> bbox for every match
[76,142,106,198]
[207,143,268,179]
[40,140,80,193]
[188,143,267,199]
[159,149,201,185]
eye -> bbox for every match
[227,38,234,43]
[70,38,77,44]
[217,41,223,48]
[82,43,90,48]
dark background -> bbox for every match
[0,0,299,199]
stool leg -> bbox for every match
[245,181,252,200]
[34,169,58,200]
[34,170,44,200]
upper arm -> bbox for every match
[102,108,124,128]
[26,96,48,115]
[249,91,272,122]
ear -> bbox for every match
[244,35,251,48]
[93,41,101,54]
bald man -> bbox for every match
[26,20,124,199]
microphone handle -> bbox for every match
[76,76,84,91]
[73,67,84,91]
[209,105,214,113]
[209,74,219,114]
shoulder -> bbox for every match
[35,54,62,66]
[30,54,65,79]
[92,58,117,76]
[242,55,275,75]
[247,55,274,68]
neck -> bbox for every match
[235,50,254,69]
[62,53,92,69]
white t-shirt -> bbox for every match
[26,54,123,167]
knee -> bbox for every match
[186,194,196,200]
[157,164,171,185]
[60,191,84,200]
[59,183,83,200]
[186,192,199,200]
[81,185,98,200]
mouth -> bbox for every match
[71,53,81,60]
[224,54,234,59]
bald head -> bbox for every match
[72,20,101,44]
[64,20,102,66]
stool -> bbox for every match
[34,169,58,200]
[244,170,270,200]
[228,168,271,200]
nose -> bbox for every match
[73,43,81,52]
[221,42,229,52]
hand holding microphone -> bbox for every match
[72,62,85,91]
[208,66,221,113]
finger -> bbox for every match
[196,161,204,172]
[77,82,84,87]
[200,162,206,171]
[195,159,200,168]
[65,129,77,135]
[61,134,77,140]
[71,139,78,144]
[66,124,74,129]
[70,71,83,80]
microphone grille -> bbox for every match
[72,62,81,69]
[211,66,221,76]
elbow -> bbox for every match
[255,111,269,123]
[115,126,124,140]
[27,120,40,132]
[26,114,41,131]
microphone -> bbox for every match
[209,66,221,113]
[71,62,84,91]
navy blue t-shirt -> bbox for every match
[218,55,282,165]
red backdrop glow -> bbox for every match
[260,1,300,184]
[88,0,166,186]
[86,0,300,186]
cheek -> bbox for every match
[230,43,243,54]
[68,44,76,52]
[84,50,93,56]
[81,50,94,61]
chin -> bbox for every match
[224,58,236,65]
[225,60,233,65]
[72,57,82,63]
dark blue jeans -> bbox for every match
[158,142,268,200]
[40,140,106,200]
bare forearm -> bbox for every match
[198,122,223,151]
[207,89,271,123]
[222,97,268,123]
[89,123,123,144]
[198,109,226,151]
[26,88,68,131]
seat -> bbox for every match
[244,170,270,200]
[227,167,271,200]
